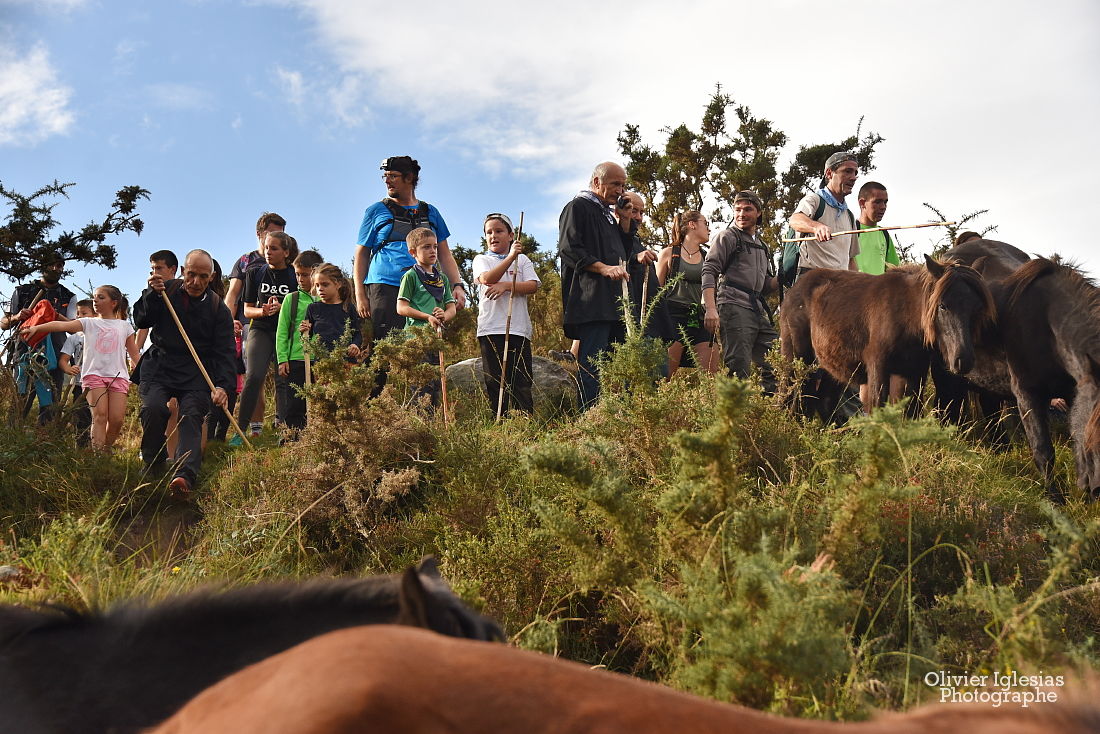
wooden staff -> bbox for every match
[782,220,956,243]
[495,212,524,422]
[303,350,312,423]
[639,262,650,328]
[619,259,633,337]
[436,325,450,423]
[159,289,253,450]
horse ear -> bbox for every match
[925,254,946,278]
[397,566,432,630]
[416,555,441,579]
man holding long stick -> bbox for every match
[134,249,235,494]
[787,151,861,276]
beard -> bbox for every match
[41,271,61,285]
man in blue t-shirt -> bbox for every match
[352,156,467,353]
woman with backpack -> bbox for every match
[656,210,718,377]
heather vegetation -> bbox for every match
[2,314,1098,722]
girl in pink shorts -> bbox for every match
[22,285,139,450]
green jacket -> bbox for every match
[275,289,317,363]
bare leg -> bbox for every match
[86,386,109,449]
[667,341,684,379]
[104,391,128,449]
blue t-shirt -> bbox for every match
[356,200,451,287]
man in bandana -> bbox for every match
[558,161,656,409]
[787,151,861,275]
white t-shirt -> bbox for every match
[78,317,134,379]
[472,253,540,339]
[794,192,860,270]
[61,332,85,381]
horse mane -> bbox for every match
[921,261,996,346]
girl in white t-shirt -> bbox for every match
[22,285,139,450]
[473,213,541,415]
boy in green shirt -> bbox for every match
[396,228,456,406]
[276,249,323,435]
[853,181,900,275]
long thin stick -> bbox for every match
[158,290,253,449]
[639,263,649,328]
[619,259,633,337]
[496,212,524,422]
[303,350,311,424]
[437,325,450,423]
[781,220,956,243]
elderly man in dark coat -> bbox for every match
[558,161,656,409]
[133,248,235,494]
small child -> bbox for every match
[22,286,139,450]
[396,228,456,404]
[276,249,324,434]
[302,263,364,359]
[60,298,95,446]
[474,213,540,415]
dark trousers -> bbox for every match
[479,334,533,415]
[71,384,91,447]
[718,304,777,394]
[368,283,407,397]
[141,382,211,484]
[205,388,239,441]
[237,328,287,428]
[573,320,627,410]
[284,360,307,430]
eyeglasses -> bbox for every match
[382,172,403,181]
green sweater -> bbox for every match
[275,289,318,363]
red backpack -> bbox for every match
[20,300,58,349]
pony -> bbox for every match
[0,557,502,734]
[935,239,1100,502]
[780,256,994,421]
[153,625,1096,733]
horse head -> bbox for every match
[923,255,995,375]
[397,556,505,641]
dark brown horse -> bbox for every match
[0,558,502,734]
[781,256,994,420]
[938,239,1100,501]
[153,625,1095,733]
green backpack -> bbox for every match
[779,196,855,292]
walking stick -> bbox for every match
[303,350,312,424]
[437,325,450,423]
[639,261,649,328]
[781,220,956,243]
[619,259,633,337]
[158,289,253,449]
[495,212,524,422]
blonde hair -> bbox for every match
[406,227,437,251]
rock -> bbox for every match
[445,356,579,416]
[0,565,21,581]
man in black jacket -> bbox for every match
[134,249,235,494]
[558,162,656,409]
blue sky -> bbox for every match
[2,0,1098,309]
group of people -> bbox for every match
[4,149,910,492]
[558,152,901,408]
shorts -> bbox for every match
[668,301,714,346]
[82,374,131,393]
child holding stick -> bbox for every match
[276,250,324,436]
[301,263,363,358]
[395,228,455,406]
[22,286,139,450]
[473,213,540,415]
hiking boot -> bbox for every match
[169,476,193,498]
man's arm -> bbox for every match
[789,212,833,241]
[353,245,371,319]
[436,239,467,309]
[224,278,244,322]
[701,232,734,334]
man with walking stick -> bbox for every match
[134,249,236,495]
[787,151,862,277]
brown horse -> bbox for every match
[781,256,994,419]
[153,625,1094,733]
[939,239,1100,501]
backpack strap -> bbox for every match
[670,244,682,278]
[285,292,301,355]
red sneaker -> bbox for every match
[169,476,193,497]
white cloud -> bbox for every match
[272,64,370,129]
[231,114,243,131]
[274,65,306,108]
[0,0,87,10]
[0,43,74,146]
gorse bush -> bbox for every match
[1,317,1098,723]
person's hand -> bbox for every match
[452,285,467,310]
[148,273,166,293]
[601,263,629,281]
[510,241,525,257]
[233,320,244,337]
[19,323,44,338]
[299,320,311,336]
[16,307,32,321]
[278,362,290,377]
[427,314,443,330]
[704,307,719,335]
[636,249,657,265]
[431,306,446,320]
[63,363,80,377]
[262,296,280,316]
[1051,397,1068,412]
[355,289,370,319]
[811,221,832,242]
[484,282,511,300]
[211,387,228,409]
[347,344,361,360]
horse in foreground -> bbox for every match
[781,256,994,420]
[154,625,1095,733]
[0,558,502,734]
[937,239,1100,501]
